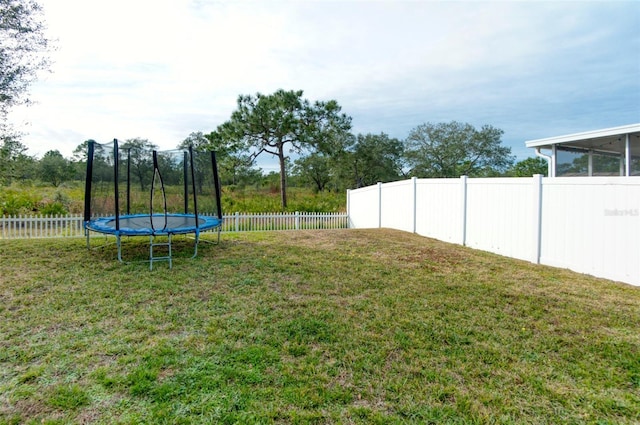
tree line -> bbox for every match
[1,90,550,209]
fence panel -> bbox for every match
[465,178,536,261]
[381,180,414,232]
[347,176,640,286]
[540,177,640,285]
[347,185,380,229]
[0,214,86,239]
[0,212,348,240]
[415,178,463,244]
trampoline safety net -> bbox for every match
[84,139,223,232]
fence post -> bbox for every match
[235,212,239,232]
[412,176,417,234]
[461,175,468,246]
[378,182,382,228]
[295,211,300,230]
[532,174,543,264]
[346,189,351,229]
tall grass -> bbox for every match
[0,182,85,216]
[0,229,638,424]
[222,187,345,213]
[1,183,346,216]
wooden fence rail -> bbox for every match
[0,212,348,239]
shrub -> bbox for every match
[40,201,68,216]
[0,189,39,215]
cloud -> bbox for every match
[8,0,639,163]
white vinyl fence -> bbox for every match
[348,176,640,287]
[0,211,348,239]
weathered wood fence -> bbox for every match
[0,212,348,239]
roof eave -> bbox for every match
[525,123,640,148]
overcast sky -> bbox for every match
[8,0,640,169]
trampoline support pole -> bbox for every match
[193,233,199,259]
[116,235,123,263]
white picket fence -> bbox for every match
[0,211,348,239]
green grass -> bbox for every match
[0,229,638,424]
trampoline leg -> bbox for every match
[192,233,199,259]
[116,235,123,263]
[85,228,90,250]
[168,234,172,269]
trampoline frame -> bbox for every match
[83,140,223,269]
[85,213,223,268]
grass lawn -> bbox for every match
[0,229,638,424]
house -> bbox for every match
[525,123,640,177]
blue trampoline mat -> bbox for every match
[86,213,222,236]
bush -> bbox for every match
[0,189,39,215]
[40,201,68,216]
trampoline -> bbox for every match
[86,213,222,236]
[83,139,223,269]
